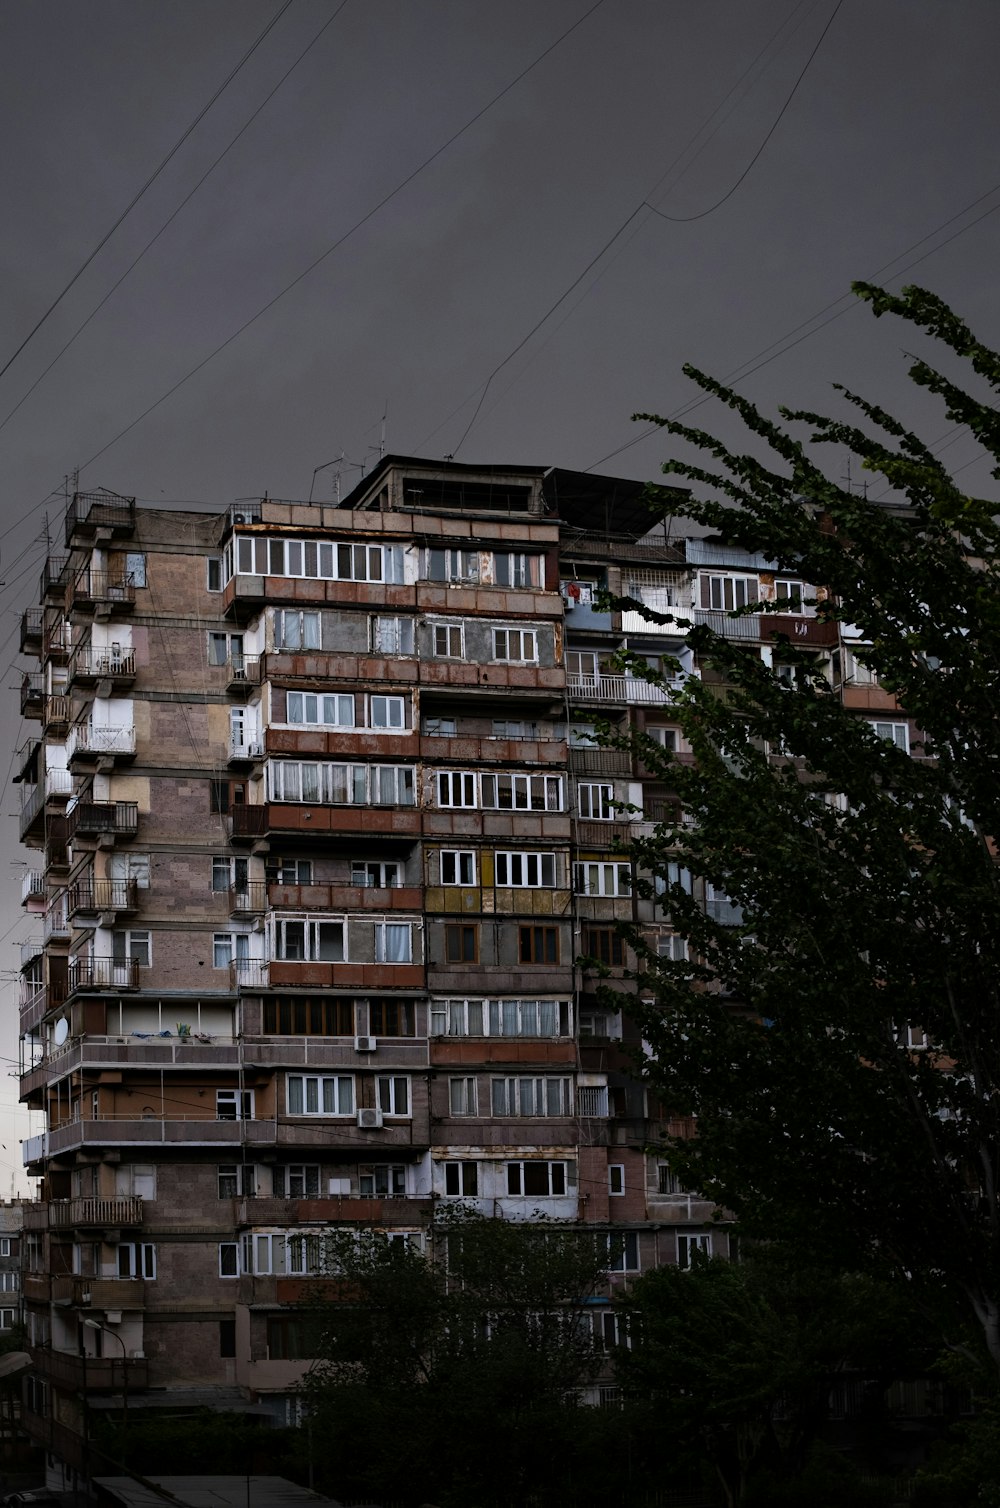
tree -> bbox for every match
[607,285,1000,1372]
[295,1212,615,1508]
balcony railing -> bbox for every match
[20,938,43,969]
[693,607,760,641]
[45,694,71,731]
[228,738,264,764]
[68,801,139,841]
[43,901,69,941]
[20,673,43,716]
[70,570,135,610]
[67,878,138,917]
[576,1086,610,1118]
[20,607,43,651]
[20,871,46,905]
[230,959,270,990]
[49,1195,143,1228]
[67,722,136,762]
[229,883,267,916]
[227,654,261,689]
[68,645,136,682]
[40,554,70,599]
[566,674,676,705]
[230,805,268,839]
[68,957,140,992]
[65,490,136,544]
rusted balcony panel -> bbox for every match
[430,1039,576,1067]
[64,491,136,545]
[23,1117,278,1163]
[232,803,421,843]
[267,961,425,991]
[568,747,632,775]
[418,662,564,694]
[268,882,423,912]
[760,614,837,647]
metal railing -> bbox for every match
[69,645,136,680]
[68,800,139,839]
[49,1195,143,1228]
[67,722,136,760]
[566,674,677,705]
[65,490,136,543]
[67,878,138,916]
[68,957,140,992]
[71,570,136,607]
[229,883,267,915]
[20,871,46,904]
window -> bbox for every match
[449,1077,478,1115]
[656,1162,682,1196]
[218,1164,257,1198]
[592,1310,626,1350]
[567,649,600,682]
[208,631,242,667]
[275,917,345,962]
[506,1160,574,1196]
[267,1317,317,1360]
[574,862,631,897]
[287,1074,354,1116]
[844,648,879,686]
[352,861,402,888]
[869,720,909,751]
[286,691,355,728]
[112,930,150,967]
[583,928,625,967]
[213,933,249,969]
[213,855,247,892]
[440,850,476,885]
[270,858,313,884]
[117,1242,156,1279]
[359,1164,406,1197]
[608,1165,625,1196]
[431,998,570,1038]
[0,1273,18,1292]
[272,1164,321,1197]
[115,1164,155,1198]
[0,1239,10,1258]
[219,1319,236,1358]
[217,1090,254,1121]
[437,771,477,808]
[422,715,456,736]
[242,1232,286,1276]
[494,552,538,588]
[677,1233,712,1268]
[494,852,557,888]
[264,996,354,1035]
[492,719,541,739]
[363,999,412,1037]
[519,926,559,964]
[444,1162,478,1196]
[699,574,758,611]
[274,609,321,650]
[371,616,414,655]
[444,924,478,964]
[109,852,151,888]
[375,923,413,964]
[646,726,678,752]
[492,628,538,663]
[207,557,223,592]
[773,578,811,613]
[432,621,464,657]
[605,1232,639,1272]
[657,934,689,963]
[376,1076,411,1116]
[369,695,406,730]
[491,1077,572,1117]
[427,548,480,583]
[481,772,563,811]
[125,552,147,588]
[234,535,402,583]
[268,761,415,807]
[578,783,615,820]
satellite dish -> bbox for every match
[53,1018,69,1046]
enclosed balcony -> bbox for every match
[68,643,136,688]
[67,800,139,843]
[67,721,136,767]
[230,801,421,845]
[67,878,138,921]
[64,489,136,546]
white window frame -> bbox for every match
[112,930,150,968]
[574,861,631,897]
[578,783,616,820]
[286,1073,355,1117]
[432,621,465,657]
[374,922,413,965]
[117,1242,156,1279]
[431,997,570,1038]
[490,1077,572,1117]
[375,1075,411,1117]
[677,1232,713,1268]
[437,770,478,808]
[274,916,346,962]
[286,691,355,729]
[217,1164,257,1198]
[494,851,557,888]
[449,1077,478,1115]
[440,850,476,885]
[274,609,322,651]
[352,861,402,889]
[481,772,563,812]
[506,1160,574,1196]
[272,1164,321,1198]
[216,1090,254,1122]
[605,1231,640,1273]
[368,694,407,730]
[370,615,415,655]
[700,573,758,612]
[492,627,539,664]
[608,1165,625,1196]
[869,719,909,751]
[359,1163,407,1197]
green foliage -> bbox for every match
[296,1211,614,1507]
[607,285,1000,1370]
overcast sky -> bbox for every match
[1,0,997,1182]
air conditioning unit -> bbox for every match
[357,1107,384,1130]
[354,1035,376,1053]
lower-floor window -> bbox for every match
[359,1164,406,1197]
[443,1161,478,1196]
[287,1074,354,1116]
[677,1232,712,1268]
[506,1160,574,1196]
[117,1242,156,1279]
[267,1316,318,1360]
[376,1075,410,1117]
[491,1076,572,1117]
[273,1164,320,1198]
[582,927,624,966]
[519,926,559,964]
[605,1232,639,1273]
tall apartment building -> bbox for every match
[15,459,864,1487]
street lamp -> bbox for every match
[82,1319,127,1441]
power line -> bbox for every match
[70,0,610,481]
[0,0,296,392]
[645,0,844,224]
[0,1,350,441]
